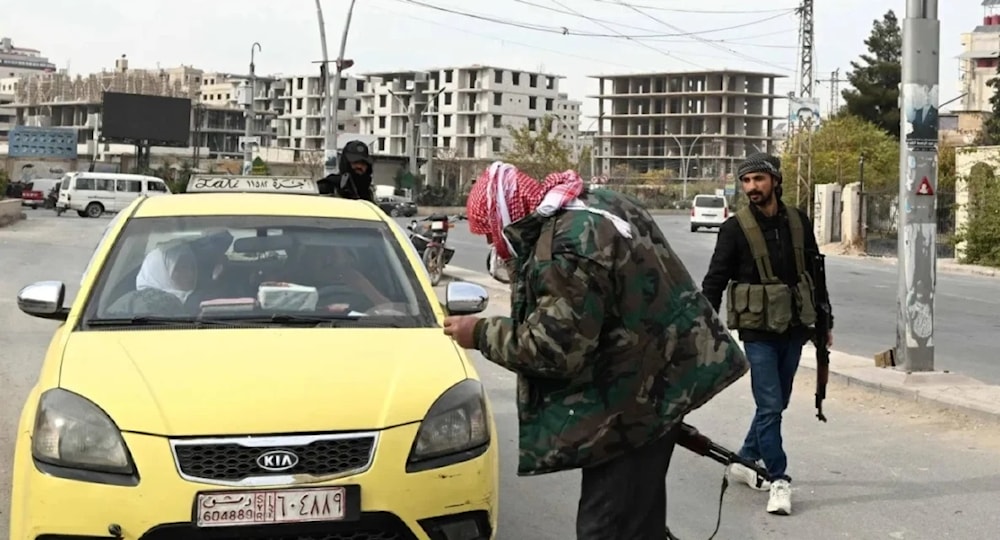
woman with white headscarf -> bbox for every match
[107,244,198,317]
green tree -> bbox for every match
[977,61,1000,144]
[955,161,1000,266]
[501,115,574,179]
[782,115,899,195]
[841,10,902,139]
[0,168,8,199]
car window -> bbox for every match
[81,215,436,328]
[694,196,725,208]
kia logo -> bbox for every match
[256,449,299,472]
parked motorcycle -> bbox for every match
[408,214,455,285]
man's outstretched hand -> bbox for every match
[443,315,481,349]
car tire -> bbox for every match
[390,208,400,217]
[690,225,698,232]
[86,202,104,218]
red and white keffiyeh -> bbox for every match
[466,161,631,260]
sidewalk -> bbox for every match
[820,243,1000,278]
[443,264,1000,424]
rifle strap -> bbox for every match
[665,470,728,540]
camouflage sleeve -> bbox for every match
[475,253,611,379]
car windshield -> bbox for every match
[695,196,725,208]
[81,215,436,329]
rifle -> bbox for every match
[811,252,832,422]
[669,423,772,540]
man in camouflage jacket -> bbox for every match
[444,163,748,539]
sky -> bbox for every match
[5,0,986,121]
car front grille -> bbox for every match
[171,433,377,485]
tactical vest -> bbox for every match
[725,207,818,333]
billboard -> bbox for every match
[101,92,192,147]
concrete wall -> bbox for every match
[813,183,843,244]
[0,199,25,227]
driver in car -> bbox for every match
[297,244,391,311]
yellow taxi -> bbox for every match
[9,176,499,539]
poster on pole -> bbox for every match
[903,83,939,150]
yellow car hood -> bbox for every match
[58,328,468,436]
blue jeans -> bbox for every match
[739,336,806,482]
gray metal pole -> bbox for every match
[896,0,939,372]
[242,42,260,176]
[318,0,357,178]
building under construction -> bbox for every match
[588,69,784,182]
[6,55,278,160]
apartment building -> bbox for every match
[0,37,57,141]
[957,2,1000,133]
[6,55,278,159]
[357,65,580,166]
[589,69,783,181]
[273,74,364,158]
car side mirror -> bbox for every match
[17,280,69,321]
[445,281,489,315]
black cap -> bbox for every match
[343,140,372,164]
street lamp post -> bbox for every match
[669,132,707,199]
[316,0,357,178]
[242,42,261,176]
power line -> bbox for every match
[390,0,794,39]
[591,0,799,14]
[547,0,706,69]
[367,2,646,71]
[512,0,796,35]
[610,0,794,72]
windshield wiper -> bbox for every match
[211,313,407,328]
[86,316,236,328]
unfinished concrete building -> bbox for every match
[589,70,784,182]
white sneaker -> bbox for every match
[767,479,792,515]
[727,462,770,491]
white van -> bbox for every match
[690,194,729,232]
[57,172,171,218]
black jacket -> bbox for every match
[317,154,374,202]
[701,202,831,342]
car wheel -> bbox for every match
[86,202,104,218]
[690,225,698,232]
[390,208,400,217]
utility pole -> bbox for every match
[896,0,939,372]
[793,0,815,217]
[316,0,357,178]
[242,42,261,176]
[817,69,849,119]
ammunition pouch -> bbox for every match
[726,281,798,333]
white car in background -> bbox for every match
[690,194,729,232]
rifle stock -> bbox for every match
[811,253,832,422]
[677,422,772,485]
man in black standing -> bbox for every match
[317,139,375,201]
[701,153,833,516]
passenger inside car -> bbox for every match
[106,244,198,317]
[296,244,393,310]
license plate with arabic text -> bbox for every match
[196,487,346,528]
[431,221,446,230]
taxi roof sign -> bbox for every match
[187,175,319,195]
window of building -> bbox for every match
[338,98,346,111]
[494,70,503,84]
[295,118,303,130]
[356,80,364,92]
[445,70,453,83]
[546,76,554,90]
[529,74,538,87]
[379,95,387,107]
[443,136,451,148]
[339,79,347,91]
[529,96,537,109]
[528,118,536,131]
[493,114,502,128]
[296,98,303,110]
[379,116,386,129]
[297,78,304,90]
[512,72,520,85]
[444,115,452,128]
[492,137,502,153]
[546,98,554,111]
[378,137,386,151]
[494,92,502,106]
[444,92,453,105]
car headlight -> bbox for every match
[408,379,490,469]
[31,388,134,475]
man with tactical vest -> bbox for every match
[701,152,833,516]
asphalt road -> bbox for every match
[3,212,1000,539]
[414,214,1000,385]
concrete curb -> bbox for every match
[823,251,1000,279]
[442,264,1000,424]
